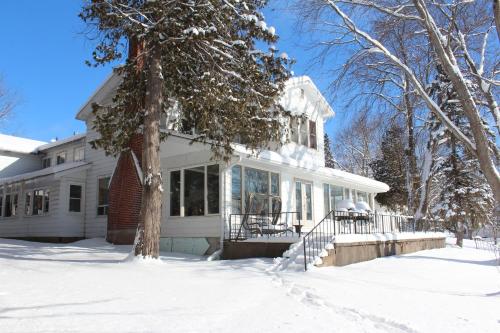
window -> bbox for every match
[42,157,51,169]
[300,119,308,146]
[43,191,49,213]
[33,190,44,215]
[97,177,110,215]
[169,165,220,217]
[4,194,12,217]
[184,166,205,216]
[0,189,3,217]
[56,151,66,165]
[309,120,317,149]
[290,118,299,143]
[231,166,242,214]
[25,192,32,215]
[231,166,280,215]
[206,165,219,215]
[69,185,82,212]
[170,170,181,216]
[324,184,344,215]
[357,191,368,203]
[74,147,85,162]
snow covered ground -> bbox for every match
[0,238,498,333]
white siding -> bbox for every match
[82,122,116,238]
[0,152,41,178]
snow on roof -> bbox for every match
[284,76,335,118]
[0,133,47,154]
[0,161,90,185]
[318,167,390,193]
[35,133,86,152]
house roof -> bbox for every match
[284,76,335,118]
[35,133,86,152]
[0,133,47,154]
[0,161,91,185]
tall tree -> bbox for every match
[324,133,335,168]
[370,122,408,212]
[80,0,292,257]
[303,0,500,202]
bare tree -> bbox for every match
[332,111,384,177]
[304,0,500,202]
[0,78,15,121]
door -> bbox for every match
[295,180,313,225]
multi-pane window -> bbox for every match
[289,117,318,150]
[323,184,344,215]
[69,185,82,212]
[357,191,368,203]
[231,166,280,215]
[43,191,49,213]
[169,165,220,217]
[97,177,110,215]
[309,120,317,149]
[42,157,51,169]
[32,190,44,215]
[299,119,308,146]
[4,194,17,217]
[25,192,32,215]
[74,147,85,162]
[56,151,66,165]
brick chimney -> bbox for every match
[106,38,145,244]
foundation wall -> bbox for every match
[320,237,446,267]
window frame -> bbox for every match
[74,147,85,162]
[22,188,50,217]
[56,151,67,165]
[42,157,51,169]
[96,176,110,216]
[168,164,221,218]
[323,184,344,215]
[231,165,281,215]
[68,184,83,213]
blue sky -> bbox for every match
[0,0,343,142]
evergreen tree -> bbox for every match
[80,0,292,257]
[370,123,408,212]
[429,66,494,246]
[324,133,335,168]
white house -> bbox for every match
[0,75,389,255]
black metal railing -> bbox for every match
[302,211,443,271]
[226,211,302,241]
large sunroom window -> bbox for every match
[231,165,279,215]
[323,184,344,215]
[169,164,220,217]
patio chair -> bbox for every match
[235,193,262,239]
[261,197,293,236]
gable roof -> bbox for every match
[75,74,335,120]
[284,76,335,118]
[35,133,86,152]
[0,161,91,185]
[0,134,47,154]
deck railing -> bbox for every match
[302,211,443,270]
[225,211,302,241]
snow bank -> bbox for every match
[334,232,446,243]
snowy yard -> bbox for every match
[0,238,498,333]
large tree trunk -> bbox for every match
[403,76,418,215]
[135,45,163,258]
[413,0,500,203]
[456,222,464,247]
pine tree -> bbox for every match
[429,66,495,247]
[80,0,292,257]
[324,133,335,168]
[370,123,408,212]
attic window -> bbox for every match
[300,88,305,99]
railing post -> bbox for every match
[303,237,307,271]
